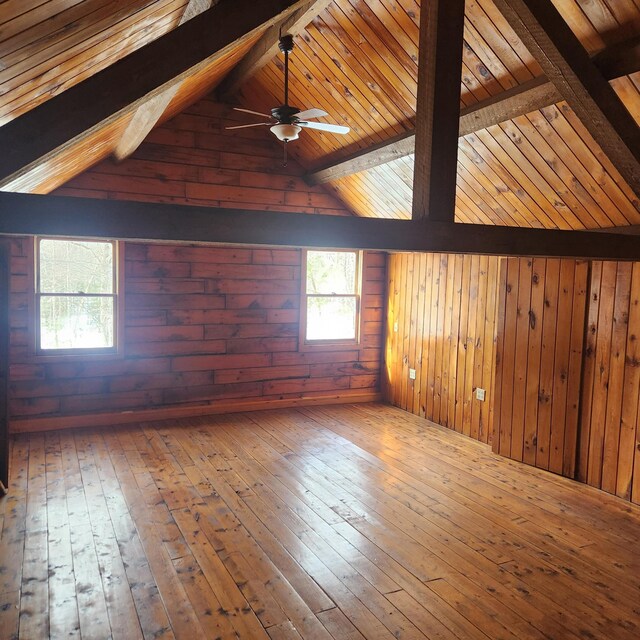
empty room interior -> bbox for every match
[1,0,640,638]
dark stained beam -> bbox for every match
[0,0,307,188]
[590,34,640,80]
[217,0,333,102]
[306,37,640,186]
[592,225,640,235]
[459,76,558,136]
[411,0,466,221]
[492,0,640,197]
[307,78,557,185]
[1,193,640,261]
[113,0,217,162]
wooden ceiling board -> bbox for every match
[550,0,640,50]
[2,0,639,232]
[612,72,640,122]
[0,0,189,124]
[238,1,411,149]
[240,0,554,163]
[329,157,414,219]
[327,88,640,229]
[23,37,255,195]
[0,14,182,125]
[266,0,639,228]
[466,0,540,85]
[160,33,260,125]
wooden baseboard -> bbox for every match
[9,391,383,434]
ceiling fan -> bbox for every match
[226,34,350,160]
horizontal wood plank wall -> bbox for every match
[493,257,588,477]
[384,253,500,444]
[7,238,384,432]
[579,261,640,504]
[53,97,351,216]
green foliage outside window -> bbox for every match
[305,250,359,342]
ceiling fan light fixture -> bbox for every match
[270,123,301,142]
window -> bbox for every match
[303,250,361,344]
[35,238,119,354]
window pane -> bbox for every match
[306,296,357,341]
[40,296,114,350]
[306,251,357,295]
[40,239,113,294]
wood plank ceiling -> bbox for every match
[0,0,260,192]
[1,1,639,230]
[236,0,640,227]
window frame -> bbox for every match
[300,248,363,351]
[32,236,124,359]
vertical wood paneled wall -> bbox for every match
[580,261,640,503]
[492,258,588,477]
[8,238,384,431]
[385,254,640,505]
[384,253,500,444]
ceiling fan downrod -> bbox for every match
[226,32,349,154]
[279,34,294,107]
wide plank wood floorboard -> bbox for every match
[1,403,639,639]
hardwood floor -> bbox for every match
[1,403,639,639]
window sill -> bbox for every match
[299,339,361,352]
[28,348,123,363]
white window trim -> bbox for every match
[300,249,363,351]
[31,237,124,359]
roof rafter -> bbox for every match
[491,0,640,198]
[0,0,308,189]
[411,0,466,221]
[216,0,334,101]
[112,0,217,162]
[306,36,640,185]
[1,192,640,260]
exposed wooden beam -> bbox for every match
[113,0,217,162]
[1,193,640,261]
[592,225,640,235]
[492,0,640,197]
[217,0,334,102]
[308,130,416,185]
[591,35,640,79]
[0,0,307,189]
[411,0,465,221]
[459,76,559,137]
[306,37,640,185]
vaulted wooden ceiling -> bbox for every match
[1,0,639,230]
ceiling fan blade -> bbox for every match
[225,122,271,130]
[233,107,272,118]
[295,108,328,120]
[298,121,350,134]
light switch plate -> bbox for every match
[476,388,486,401]
[409,368,416,380]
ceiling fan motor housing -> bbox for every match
[278,34,294,54]
[271,105,301,124]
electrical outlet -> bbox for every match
[476,387,486,402]
[409,368,416,380]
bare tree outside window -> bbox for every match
[37,238,117,351]
[305,250,360,342]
